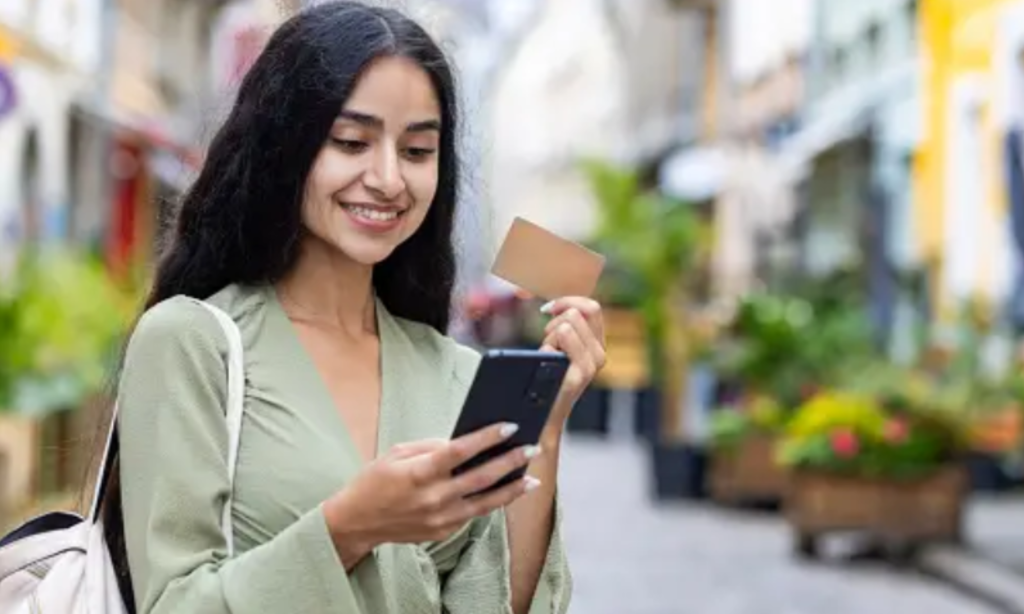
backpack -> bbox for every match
[0,300,246,613]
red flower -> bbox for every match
[830,429,859,458]
[883,419,909,444]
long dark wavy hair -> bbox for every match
[101,2,461,607]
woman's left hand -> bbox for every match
[538,297,607,432]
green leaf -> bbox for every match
[0,248,139,411]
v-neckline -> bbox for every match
[265,284,390,470]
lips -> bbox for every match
[338,202,407,232]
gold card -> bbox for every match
[490,217,606,300]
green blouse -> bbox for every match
[116,283,571,613]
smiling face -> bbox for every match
[301,55,442,266]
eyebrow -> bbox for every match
[337,110,441,133]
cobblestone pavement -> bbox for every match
[558,437,999,614]
[968,494,1024,574]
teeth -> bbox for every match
[345,206,399,222]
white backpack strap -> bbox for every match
[88,299,246,556]
[88,406,120,522]
[195,300,246,558]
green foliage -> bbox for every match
[582,159,707,380]
[777,389,967,480]
[712,281,875,407]
[709,395,789,450]
[0,249,138,416]
[709,410,750,450]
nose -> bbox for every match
[363,143,406,201]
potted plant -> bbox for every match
[710,292,817,408]
[952,373,1024,491]
[704,275,880,507]
[778,387,969,560]
[0,248,138,514]
[906,294,1024,493]
[708,394,789,505]
[582,159,709,498]
[712,269,876,404]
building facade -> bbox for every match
[0,0,247,276]
[915,0,1024,325]
[657,0,805,301]
[485,0,707,252]
[778,0,921,339]
[0,0,105,262]
[486,0,630,247]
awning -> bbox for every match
[776,60,916,182]
[776,105,872,181]
[73,102,203,171]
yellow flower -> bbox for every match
[785,391,886,442]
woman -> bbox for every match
[108,3,606,613]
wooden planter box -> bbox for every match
[785,465,967,558]
[709,435,787,505]
[0,395,109,525]
[0,414,42,520]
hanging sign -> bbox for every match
[0,64,15,120]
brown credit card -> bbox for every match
[490,217,606,300]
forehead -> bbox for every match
[342,56,441,124]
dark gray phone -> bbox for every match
[450,349,570,494]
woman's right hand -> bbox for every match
[323,422,540,570]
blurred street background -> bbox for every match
[4,0,1024,612]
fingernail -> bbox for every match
[524,476,542,492]
[540,301,555,314]
[500,423,520,438]
[523,444,542,459]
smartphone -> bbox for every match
[450,349,570,494]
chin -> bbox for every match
[336,240,400,266]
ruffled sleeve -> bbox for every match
[438,505,571,614]
[437,342,572,614]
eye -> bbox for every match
[403,147,436,161]
[331,138,368,154]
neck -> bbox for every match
[276,238,377,336]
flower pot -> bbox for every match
[634,387,661,442]
[649,441,707,501]
[785,465,967,559]
[709,435,787,506]
[965,452,1017,492]
[596,308,650,391]
[566,387,610,436]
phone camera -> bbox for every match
[537,362,559,381]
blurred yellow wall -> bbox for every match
[0,27,16,61]
[915,0,1018,315]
